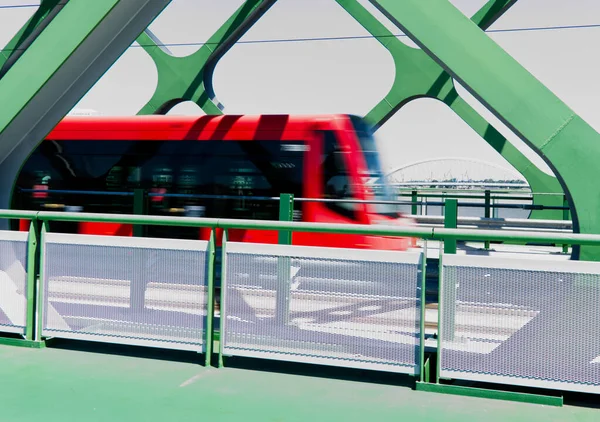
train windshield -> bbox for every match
[349,116,398,216]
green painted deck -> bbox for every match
[0,342,598,421]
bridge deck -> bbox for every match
[0,343,597,421]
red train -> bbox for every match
[13,114,414,250]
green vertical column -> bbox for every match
[418,243,427,382]
[36,220,49,342]
[411,190,418,215]
[370,0,600,260]
[25,220,39,341]
[444,199,457,254]
[436,249,443,384]
[218,229,228,368]
[484,190,491,250]
[205,230,215,367]
[276,194,293,325]
[278,193,294,243]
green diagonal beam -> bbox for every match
[137,0,276,115]
[0,0,64,78]
[336,0,563,220]
[370,0,600,260]
[0,0,171,216]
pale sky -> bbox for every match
[1,0,599,181]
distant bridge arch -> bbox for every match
[385,157,527,184]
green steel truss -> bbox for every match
[336,0,563,221]
[369,0,600,260]
[0,0,64,78]
[0,0,599,259]
[136,0,277,115]
[131,0,563,220]
[0,0,172,219]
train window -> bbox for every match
[14,139,306,228]
[321,131,357,220]
[141,140,305,221]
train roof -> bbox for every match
[47,114,358,141]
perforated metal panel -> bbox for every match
[222,242,422,374]
[42,233,209,352]
[440,254,600,394]
[0,231,29,335]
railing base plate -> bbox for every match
[415,381,563,407]
[0,337,46,349]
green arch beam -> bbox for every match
[370,0,600,260]
[133,0,564,220]
[0,0,64,77]
[336,0,563,220]
[136,0,276,115]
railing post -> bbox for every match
[444,199,457,254]
[411,190,418,215]
[218,229,228,368]
[419,241,427,382]
[205,230,215,367]
[277,194,293,325]
[484,190,491,250]
[278,193,294,243]
[25,220,39,341]
[133,188,146,237]
[36,220,49,342]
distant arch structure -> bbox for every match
[385,157,527,184]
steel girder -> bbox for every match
[336,0,563,221]
[132,0,563,221]
[136,0,277,115]
[0,0,65,78]
[0,0,172,218]
[370,0,600,260]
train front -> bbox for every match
[348,116,417,251]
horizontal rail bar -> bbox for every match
[146,193,280,201]
[35,211,221,227]
[0,210,40,219]
[398,193,534,201]
[396,189,562,196]
[16,189,568,210]
[412,215,573,230]
[19,209,600,246]
[416,201,568,210]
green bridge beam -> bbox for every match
[370,0,600,260]
[0,0,65,78]
[336,0,563,220]
[136,0,276,115]
[0,0,172,217]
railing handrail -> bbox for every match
[411,215,573,230]
[16,188,568,210]
[1,209,598,247]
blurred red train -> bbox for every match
[12,114,414,250]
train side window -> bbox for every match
[321,131,357,220]
[14,139,306,223]
[137,140,305,220]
